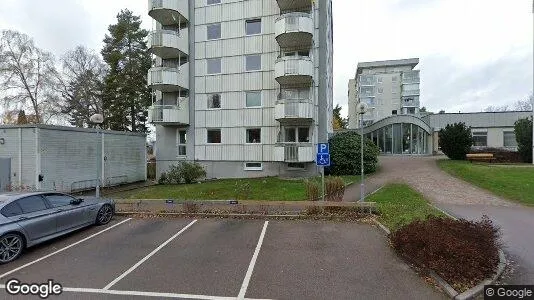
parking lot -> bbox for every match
[0,217,445,299]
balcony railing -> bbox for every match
[274,143,313,162]
[148,99,189,125]
[401,97,420,107]
[274,56,313,85]
[148,0,189,25]
[148,30,189,58]
[401,89,420,97]
[402,70,420,84]
[275,12,313,48]
[148,65,189,91]
[275,100,314,120]
[359,75,376,86]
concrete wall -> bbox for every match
[198,160,317,179]
[0,127,37,189]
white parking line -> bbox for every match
[0,218,132,280]
[103,219,198,290]
[0,285,274,300]
[237,221,269,300]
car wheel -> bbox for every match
[95,204,113,225]
[0,233,24,264]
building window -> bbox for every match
[207,23,221,40]
[208,94,221,109]
[246,128,261,143]
[392,76,398,82]
[245,19,261,35]
[207,58,221,74]
[244,162,263,171]
[392,110,397,115]
[472,132,487,147]
[283,127,309,143]
[207,129,221,143]
[503,131,517,147]
[178,130,187,156]
[245,55,261,71]
[288,163,305,169]
[377,87,383,94]
[245,91,261,107]
[407,107,416,114]
[207,0,221,4]
[298,128,309,142]
[377,77,383,83]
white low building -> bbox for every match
[0,125,147,192]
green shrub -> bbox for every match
[160,161,207,184]
[514,117,533,163]
[328,131,380,175]
[438,122,473,160]
[304,178,320,201]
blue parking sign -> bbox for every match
[316,153,330,166]
[318,143,329,154]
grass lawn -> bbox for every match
[438,159,534,206]
[112,175,359,201]
[367,183,445,231]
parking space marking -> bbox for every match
[103,219,198,290]
[0,218,132,280]
[0,285,273,300]
[237,221,268,300]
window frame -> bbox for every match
[207,129,222,144]
[206,23,221,40]
[16,195,50,214]
[503,131,517,148]
[207,0,221,5]
[472,131,488,147]
[0,201,23,217]
[246,128,262,144]
[244,162,263,171]
[44,193,76,208]
[245,91,262,108]
[245,19,262,36]
[206,58,222,75]
[245,54,262,72]
[178,130,187,157]
[207,93,221,109]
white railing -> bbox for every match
[275,100,313,119]
[148,98,189,124]
[148,0,189,20]
[401,89,420,97]
[274,143,313,162]
[275,12,313,33]
[275,56,313,79]
[148,64,189,90]
[148,30,189,56]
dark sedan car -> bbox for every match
[0,192,115,264]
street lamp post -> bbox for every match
[90,114,104,198]
[356,102,369,202]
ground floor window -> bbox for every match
[472,132,487,147]
[178,130,186,156]
[281,127,310,143]
[287,162,305,169]
[503,131,517,147]
[244,162,262,171]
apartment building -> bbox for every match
[348,58,420,129]
[147,0,334,179]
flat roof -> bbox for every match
[356,58,419,74]
[0,124,146,137]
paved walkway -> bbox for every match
[344,155,534,284]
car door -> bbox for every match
[43,194,90,233]
[14,195,57,242]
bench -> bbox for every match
[466,153,495,163]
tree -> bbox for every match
[484,94,533,112]
[438,122,473,160]
[420,106,427,112]
[333,104,347,130]
[0,30,59,124]
[101,9,152,132]
[514,117,533,163]
[17,110,28,124]
[57,46,106,127]
[439,110,445,114]
[327,131,380,175]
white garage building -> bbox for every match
[0,125,147,192]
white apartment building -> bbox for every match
[147,0,334,179]
[348,58,420,129]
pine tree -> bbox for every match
[101,9,151,132]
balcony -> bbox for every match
[402,70,420,84]
[275,100,314,121]
[275,13,313,48]
[401,96,420,107]
[401,89,420,97]
[275,56,313,85]
[148,30,189,59]
[147,65,189,92]
[359,74,376,86]
[148,99,189,125]
[274,143,313,163]
[148,0,188,26]
[276,0,312,12]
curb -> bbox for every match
[115,211,375,220]
[372,216,507,299]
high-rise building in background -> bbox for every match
[147,0,334,179]
[348,58,420,129]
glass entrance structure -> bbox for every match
[361,115,432,155]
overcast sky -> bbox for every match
[0,0,532,118]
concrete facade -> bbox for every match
[0,125,147,192]
[148,0,334,179]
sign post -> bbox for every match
[316,143,330,201]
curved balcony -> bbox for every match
[274,143,313,163]
[148,30,189,59]
[274,56,313,85]
[148,99,189,125]
[148,0,188,26]
[276,0,311,12]
[147,65,189,92]
[275,13,313,48]
[275,100,314,121]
